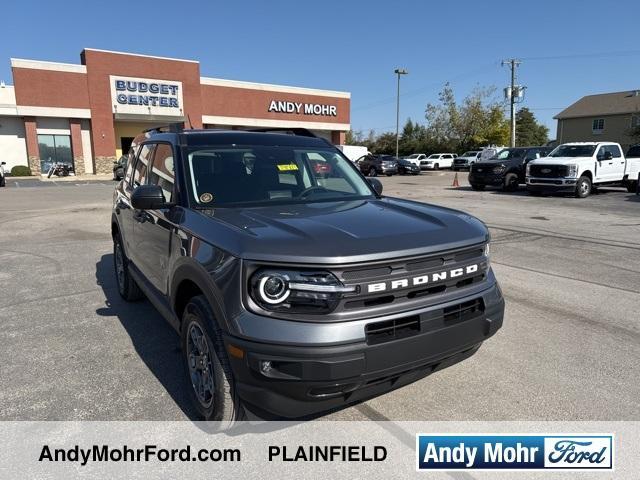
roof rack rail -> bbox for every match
[142,123,184,134]
[245,127,318,138]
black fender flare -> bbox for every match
[170,258,231,332]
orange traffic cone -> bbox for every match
[452,172,460,187]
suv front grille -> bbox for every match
[332,245,488,316]
[365,315,420,345]
[529,164,568,177]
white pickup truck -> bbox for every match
[404,153,428,167]
[526,142,640,198]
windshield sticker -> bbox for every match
[199,192,214,203]
[277,164,299,171]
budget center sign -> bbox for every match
[110,75,183,116]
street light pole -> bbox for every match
[394,68,408,159]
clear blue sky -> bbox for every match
[2,0,640,138]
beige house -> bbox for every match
[555,90,640,152]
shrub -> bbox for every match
[10,165,32,176]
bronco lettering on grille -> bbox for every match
[366,264,479,293]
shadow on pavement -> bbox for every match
[95,253,199,420]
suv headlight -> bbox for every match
[250,269,355,314]
[492,165,506,174]
[484,243,490,268]
[566,164,578,178]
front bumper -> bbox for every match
[526,176,577,192]
[381,166,398,174]
[225,282,505,418]
[468,172,504,186]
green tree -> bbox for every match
[345,129,364,145]
[515,108,549,146]
[424,84,509,152]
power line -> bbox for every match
[351,63,496,112]
[521,49,640,61]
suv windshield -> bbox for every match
[185,145,374,207]
[427,154,440,159]
[492,148,525,160]
[549,145,596,157]
[461,151,478,157]
[407,154,420,159]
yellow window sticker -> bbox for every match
[277,164,299,171]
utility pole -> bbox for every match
[502,59,521,147]
[394,68,408,159]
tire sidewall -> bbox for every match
[504,173,518,191]
[369,167,377,177]
[576,176,591,198]
[180,296,239,423]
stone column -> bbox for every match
[69,119,85,175]
[24,117,40,175]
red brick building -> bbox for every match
[0,48,350,175]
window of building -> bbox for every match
[38,134,73,174]
[592,118,605,134]
[148,143,175,202]
[631,115,640,129]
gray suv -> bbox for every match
[111,126,504,425]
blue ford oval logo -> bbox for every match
[541,168,551,173]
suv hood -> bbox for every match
[529,156,589,165]
[190,198,488,264]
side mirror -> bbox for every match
[131,185,168,210]
[368,177,383,195]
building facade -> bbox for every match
[0,48,350,175]
[555,90,640,152]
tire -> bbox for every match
[181,295,244,426]
[368,167,377,177]
[626,181,637,193]
[47,170,53,179]
[470,183,485,191]
[0,176,5,187]
[113,233,143,301]
[434,163,440,170]
[503,173,519,192]
[575,176,592,198]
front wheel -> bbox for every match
[626,181,637,193]
[0,176,5,187]
[575,176,592,198]
[503,173,519,192]
[368,167,377,177]
[434,163,440,170]
[181,295,244,426]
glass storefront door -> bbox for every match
[38,135,73,174]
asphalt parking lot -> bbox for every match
[0,172,638,421]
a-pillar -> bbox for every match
[24,117,40,175]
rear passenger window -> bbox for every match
[608,145,622,158]
[133,144,154,187]
[148,143,175,202]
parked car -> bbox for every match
[113,155,127,180]
[468,146,551,191]
[420,153,456,170]
[526,142,640,198]
[396,158,421,175]
[0,161,6,187]
[356,154,398,176]
[405,153,428,167]
[625,144,640,193]
[112,126,503,424]
[453,151,482,170]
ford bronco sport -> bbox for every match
[112,126,504,424]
